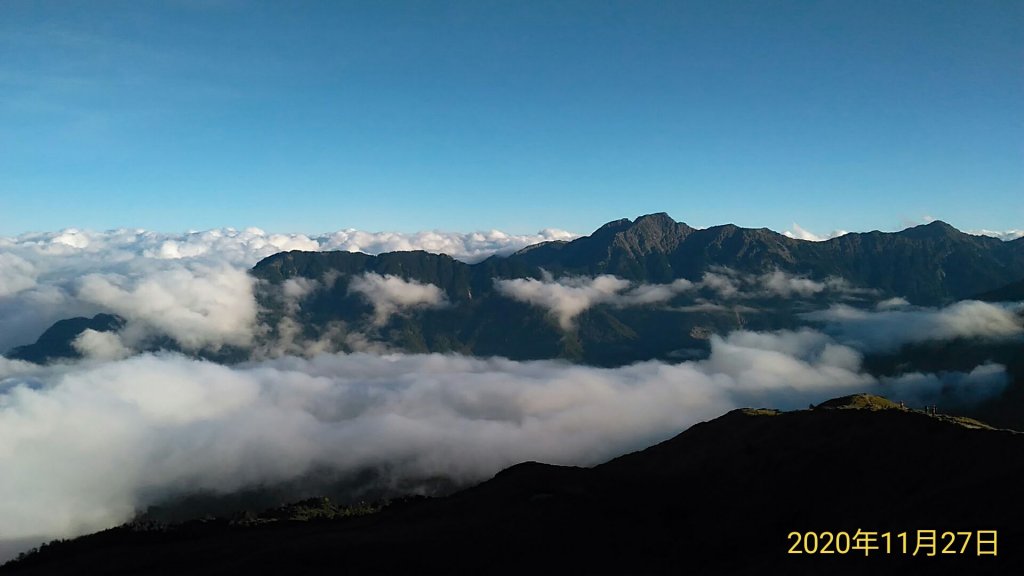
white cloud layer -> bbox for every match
[783,223,849,242]
[71,329,132,361]
[0,253,37,298]
[348,273,448,325]
[803,300,1024,352]
[698,267,874,300]
[495,274,694,329]
[0,329,1004,543]
[494,270,871,330]
[969,229,1024,242]
[784,222,1024,243]
[77,264,258,351]
[0,227,577,352]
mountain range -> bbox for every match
[4,394,1021,575]
[10,214,1024,366]
[245,214,1023,363]
[504,213,1024,301]
[254,212,1024,304]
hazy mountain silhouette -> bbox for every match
[6,314,123,364]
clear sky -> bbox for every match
[1,0,1021,236]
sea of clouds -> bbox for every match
[0,227,577,353]
[784,222,1024,242]
[0,329,1011,544]
[1,226,1023,557]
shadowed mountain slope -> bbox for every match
[251,214,1024,305]
[5,394,1021,575]
[11,215,1024,366]
[975,277,1024,302]
[6,314,123,363]
[506,215,1024,302]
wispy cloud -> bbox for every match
[698,267,872,300]
[348,273,448,326]
[495,274,694,329]
[495,269,878,330]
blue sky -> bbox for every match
[1,0,1021,236]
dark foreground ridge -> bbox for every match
[5,394,1022,575]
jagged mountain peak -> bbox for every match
[631,211,677,226]
[610,213,694,255]
[897,219,965,240]
[592,217,632,234]
[593,213,687,235]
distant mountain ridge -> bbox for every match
[10,214,1024,368]
[252,213,1024,304]
[503,213,1024,301]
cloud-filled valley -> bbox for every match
[2,221,1023,556]
[0,330,1008,543]
[495,274,696,329]
[804,300,1024,352]
[0,227,576,352]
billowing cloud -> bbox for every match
[1,223,1019,560]
[0,329,1003,545]
[783,223,849,242]
[0,253,37,297]
[803,300,1024,352]
[697,271,741,299]
[76,265,257,351]
[968,229,1024,242]
[759,270,826,298]
[3,227,576,267]
[72,330,132,361]
[317,228,578,263]
[0,227,578,352]
[495,274,694,329]
[494,269,876,329]
[348,273,448,325]
[697,267,870,300]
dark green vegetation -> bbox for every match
[5,395,1021,575]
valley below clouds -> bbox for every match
[1,224,1023,555]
